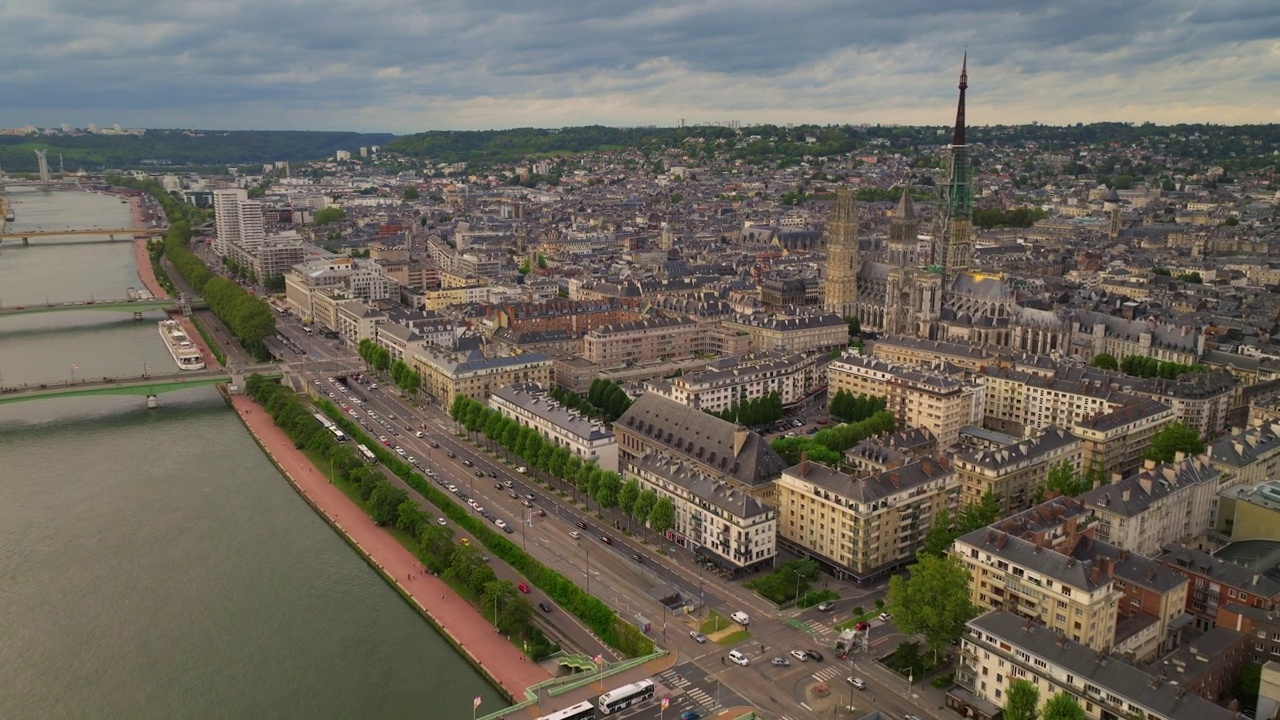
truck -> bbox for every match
[835,628,859,655]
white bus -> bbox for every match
[597,680,655,715]
[313,412,335,429]
[535,701,595,720]
[329,426,347,442]
[356,444,377,464]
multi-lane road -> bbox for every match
[264,316,949,720]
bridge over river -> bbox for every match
[0,364,283,406]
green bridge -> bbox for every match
[0,297,206,318]
[0,365,282,406]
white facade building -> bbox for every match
[488,383,618,473]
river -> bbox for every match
[0,186,493,719]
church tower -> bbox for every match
[887,186,919,267]
[824,189,860,318]
[1102,187,1122,240]
[937,52,974,285]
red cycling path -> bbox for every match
[229,392,551,701]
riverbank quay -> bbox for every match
[225,389,550,701]
[129,195,168,300]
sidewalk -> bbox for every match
[229,393,551,701]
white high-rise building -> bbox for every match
[237,200,265,249]
[213,188,248,256]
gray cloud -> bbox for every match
[2,0,1278,132]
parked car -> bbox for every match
[690,631,706,644]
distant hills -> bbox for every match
[0,130,396,173]
[3,122,1278,175]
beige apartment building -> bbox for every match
[583,316,701,370]
[954,427,1084,515]
[827,353,984,450]
[408,346,552,403]
[870,334,995,373]
[955,527,1121,652]
[642,350,826,413]
[423,285,490,311]
[1081,455,1224,557]
[722,313,848,354]
[488,383,619,473]
[777,456,959,581]
[1207,422,1280,488]
[952,611,1234,720]
[1071,398,1176,480]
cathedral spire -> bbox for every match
[895,185,915,220]
[952,50,968,146]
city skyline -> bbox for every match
[3,1,1279,133]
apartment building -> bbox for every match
[285,257,397,321]
[955,427,1084,515]
[1082,455,1223,557]
[1159,544,1280,631]
[1072,399,1176,481]
[583,316,702,370]
[423,285,490,311]
[954,527,1120,652]
[1217,602,1280,667]
[1207,422,1280,489]
[408,346,553,403]
[951,611,1234,720]
[488,383,618,473]
[626,453,776,575]
[642,351,826,413]
[870,334,996,373]
[334,300,388,346]
[843,428,938,476]
[1073,311,1206,367]
[225,232,305,282]
[827,353,984,450]
[614,393,787,502]
[777,456,959,582]
[722,312,848,354]
[1216,481,1280,542]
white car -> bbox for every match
[437,517,447,526]
[728,650,749,666]
[878,612,892,622]
[790,649,809,662]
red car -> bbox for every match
[518,582,530,593]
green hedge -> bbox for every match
[318,400,655,658]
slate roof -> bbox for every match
[785,457,954,505]
[1081,456,1218,519]
[969,611,1235,720]
[956,526,1113,592]
[631,453,774,520]
[617,393,787,487]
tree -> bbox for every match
[920,507,957,558]
[958,490,1000,532]
[314,206,346,225]
[1042,460,1092,498]
[1042,692,1085,720]
[634,489,657,528]
[402,185,420,200]
[1004,679,1040,720]
[618,479,641,521]
[649,497,676,535]
[1233,662,1262,712]
[1145,421,1204,463]
[1090,353,1119,371]
[885,554,978,662]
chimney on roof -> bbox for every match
[733,425,748,457]
[1175,450,1187,463]
[1122,487,1131,503]
[1111,472,1123,484]
[1144,458,1157,471]
[800,451,810,476]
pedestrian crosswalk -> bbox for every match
[804,619,835,637]
[656,669,722,714]
[812,665,845,683]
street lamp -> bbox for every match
[790,566,803,606]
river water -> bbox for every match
[0,186,493,719]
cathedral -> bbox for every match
[824,55,1070,356]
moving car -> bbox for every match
[728,650,749,666]
[731,611,750,626]
[848,678,867,690]
[570,531,581,539]
[817,601,835,612]
[538,602,553,613]
[771,657,790,667]
[601,535,612,545]
[518,582,530,593]
[690,631,706,644]
[790,650,808,662]
[878,612,892,622]
[680,711,701,720]
[437,517,447,526]
[805,649,824,662]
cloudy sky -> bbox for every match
[3,0,1279,133]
